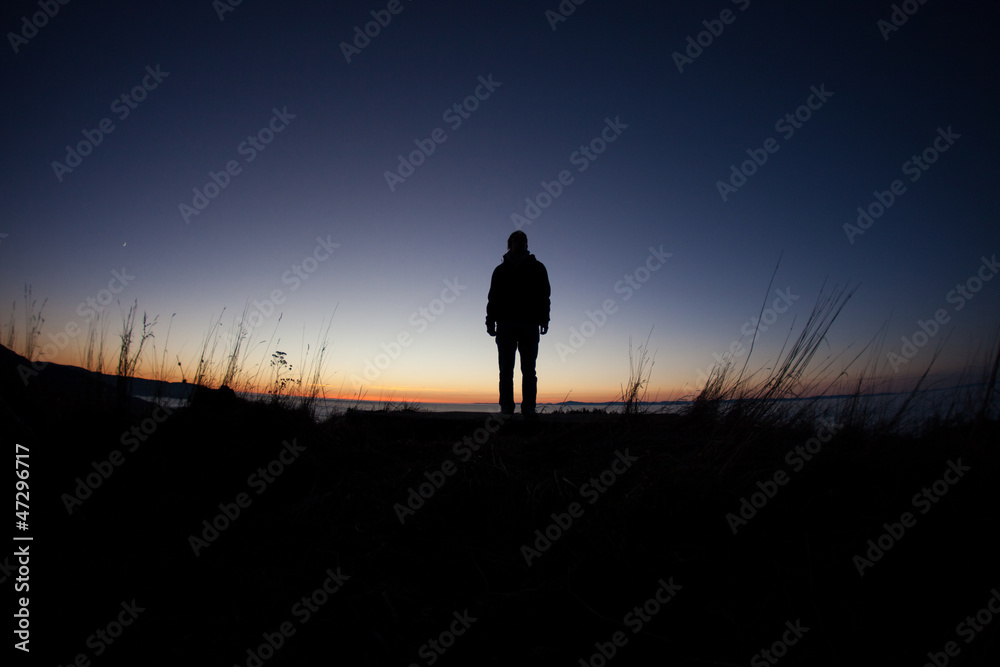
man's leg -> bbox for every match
[518,322,539,414]
[496,322,517,414]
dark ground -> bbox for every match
[2,345,998,666]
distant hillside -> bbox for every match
[0,344,195,402]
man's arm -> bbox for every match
[486,266,499,335]
[538,263,550,334]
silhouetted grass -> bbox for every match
[616,328,656,416]
[9,284,48,360]
[81,309,111,375]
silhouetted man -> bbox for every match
[486,231,550,416]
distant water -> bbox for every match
[137,394,660,421]
[133,394,649,420]
[308,399,640,421]
[315,388,994,426]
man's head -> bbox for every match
[507,230,528,254]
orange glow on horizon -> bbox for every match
[25,339,957,407]
[32,342,687,404]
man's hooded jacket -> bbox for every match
[486,250,550,327]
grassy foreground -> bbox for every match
[3,343,999,666]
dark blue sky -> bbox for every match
[2,0,998,402]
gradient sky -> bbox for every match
[2,0,998,404]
